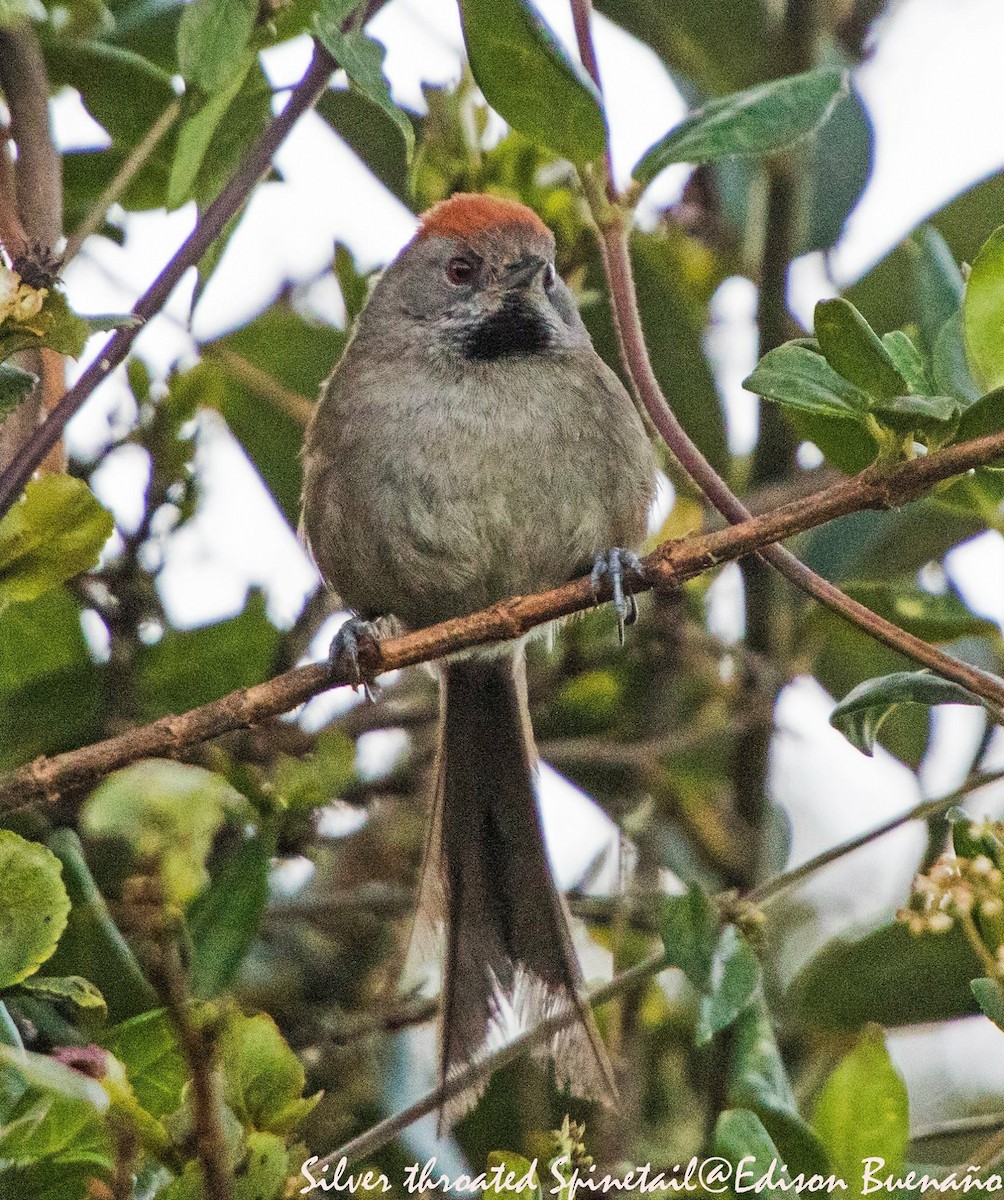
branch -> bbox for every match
[308,949,666,1175]
[0,23,65,476]
[568,0,995,745]
[0,40,338,519]
[5,429,1004,815]
[749,766,1004,905]
[0,23,61,250]
[304,763,1001,1169]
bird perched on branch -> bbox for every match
[301,192,655,1128]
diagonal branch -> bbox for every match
[568,0,993,735]
[0,40,337,519]
[4,425,1004,816]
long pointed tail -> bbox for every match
[407,654,617,1129]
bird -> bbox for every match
[300,192,656,1127]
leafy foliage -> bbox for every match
[1,0,1004,1194]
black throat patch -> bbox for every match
[461,298,551,361]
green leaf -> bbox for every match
[0,1000,23,1049]
[219,1011,321,1135]
[0,831,70,989]
[168,55,254,209]
[581,231,730,475]
[102,1008,187,1119]
[235,1131,289,1200]
[0,476,113,614]
[729,1002,831,1177]
[195,304,340,523]
[829,670,989,756]
[661,885,718,991]
[713,1110,791,1200]
[634,68,846,184]
[814,298,908,400]
[880,330,930,395]
[0,1045,109,1112]
[80,760,249,907]
[38,290,140,359]
[803,84,874,254]
[42,40,176,149]
[485,1152,541,1200]
[956,385,1004,442]
[972,978,1004,1032]
[177,0,257,92]
[0,363,37,418]
[19,977,106,1017]
[44,830,157,1023]
[813,1029,909,1200]
[788,921,983,1029]
[455,0,605,165]
[910,226,965,355]
[316,87,410,203]
[933,310,981,404]
[315,0,415,160]
[0,1046,115,1192]
[187,824,275,999]
[136,590,281,722]
[964,225,1004,393]
[743,341,872,421]
[869,393,961,435]
[695,925,760,1045]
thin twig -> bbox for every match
[0,40,337,518]
[203,344,314,425]
[64,97,183,263]
[302,762,1004,1167]
[749,767,1004,905]
[922,1123,1004,1196]
[5,426,1004,814]
[308,950,666,1173]
[912,1111,1004,1145]
[568,0,1002,748]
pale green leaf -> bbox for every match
[456,0,605,164]
[0,831,70,989]
[635,68,846,183]
[0,476,113,614]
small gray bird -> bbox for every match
[301,193,655,1127]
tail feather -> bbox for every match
[406,654,617,1130]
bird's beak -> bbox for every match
[502,256,547,290]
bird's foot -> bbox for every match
[328,616,382,699]
[591,548,644,645]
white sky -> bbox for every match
[45,0,1004,1125]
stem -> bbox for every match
[309,950,666,1174]
[569,0,998,764]
[64,98,183,264]
[5,428,1004,814]
[749,767,1004,905]
[160,942,233,1200]
[0,40,337,519]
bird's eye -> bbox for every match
[543,262,556,290]
[446,257,475,285]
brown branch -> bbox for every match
[304,762,1000,1168]
[0,23,65,475]
[0,40,338,518]
[0,24,61,249]
[4,429,1004,816]
[569,0,1000,767]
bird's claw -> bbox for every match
[328,617,382,700]
[591,548,644,645]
